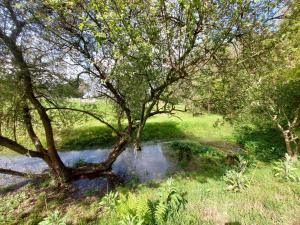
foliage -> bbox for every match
[119,212,144,225]
[38,211,66,225]
[234,124,286,161]
[273,153,300,182]
[73,159,87,168]
[100,191,121,212]
[223,157,250,192]
[170,140,225,157]
[1,153,300,225]
[145,184,187,224]
[117,179,187,225]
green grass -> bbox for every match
[1,150,299,225]
[0,112,234,154]
[57,113,235,150]
[1,110,299,225]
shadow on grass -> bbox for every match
[235,126,286,162]
[163,141,231,184]
[59,121,187,150]
[172,156,230,184]
[58,125,118,150]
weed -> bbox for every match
[273,153,300,182]
[223,158,250,192]
[38,211,66,225]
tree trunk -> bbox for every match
[134,122,145,151]
[4,32,70,180]
[283,131,298,160]
[71,137,128,179]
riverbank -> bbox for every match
[1,145,299,225]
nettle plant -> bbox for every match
[273,153,300,182]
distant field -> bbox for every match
[57,112,235,150]
[0,101,235,155]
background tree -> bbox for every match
[197,1,299,159]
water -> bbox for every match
[0,143,177,192]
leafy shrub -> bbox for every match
[223,157,250,192]
[170,141,224,158]
[234,125,285,161]
[73,159,87,168]
[38,211,66,225]
[273,153,300,182]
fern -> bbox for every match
[120,181,188,225]
[100,191,121,212]
[154,201,167,224]
[119,212,144,225]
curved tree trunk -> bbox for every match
[71,136,129,179]
[0,9,69,180]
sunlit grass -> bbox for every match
[1,155,299,225]
[57,113,234,150]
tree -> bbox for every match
[199,1,300,159]
[0,0,73,179]
[0,0,288,181]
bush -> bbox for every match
[234,125,286,161]
[170,141,224,158]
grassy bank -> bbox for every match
[57,113,234,150]
[0,113,234,155]
[1,112,299,225]
[1,143,299,225]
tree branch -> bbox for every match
[0,136,43,158]
[0,168,42,178]
[45,107,121,136]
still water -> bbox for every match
[0,143,177,191]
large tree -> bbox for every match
[0,0,288,181]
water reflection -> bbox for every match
[0,143,177,191]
